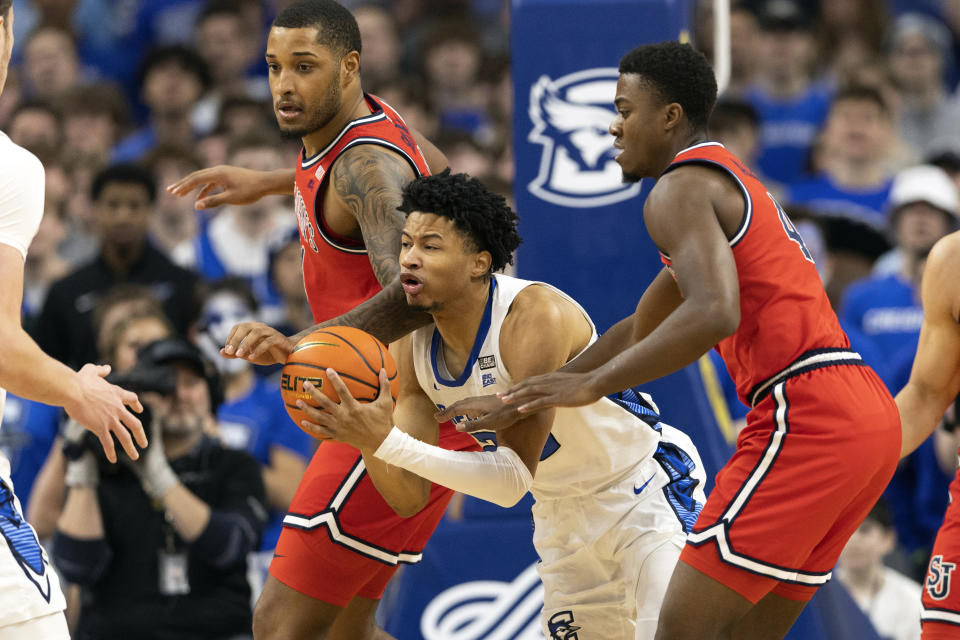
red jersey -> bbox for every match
[659,142,849,406]
[294,94,431,323]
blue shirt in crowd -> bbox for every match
[745,84,832,185]
[788,174,893,229]
[788,173,893,229]
[0,395,61,505]
[840,273,922,367]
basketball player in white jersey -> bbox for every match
[294,171,706,639]
[0,3,146,637]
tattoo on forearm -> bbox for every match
[316,280,432,344]
[331,146,413,287]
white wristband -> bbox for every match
[374,426,533,508]
[142,465,178,500]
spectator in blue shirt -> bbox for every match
[789,85,899,304]
[744,0,832,185]
[191,1,270,136]
[193,133,294,285]
[841,164,958,363]
[789,85,897,229]
[193,278,312,586]
[113,45,210,163]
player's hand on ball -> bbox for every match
[166,165,273,210]
[297,369,394,450]
[501,371,602,413]
[222,322,295,365]
[64,364,147,464]
[435,394,523,432]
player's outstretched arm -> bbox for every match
[220,146,435,365]
[167,165,296,210]
[897,232,960,457]
[435,273,681,429]
[558,267,683,375]
[503,168,740,413]
[0,245,147,462]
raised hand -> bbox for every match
[296,369,394,451]
[63,364,147,463]
[434,394,524,432]
[166,165,280,210]
[500,371,602,414]
[222,322,297,366]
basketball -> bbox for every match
[280,326,399,429]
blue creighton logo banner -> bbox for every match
[512,0,687,332]
[527,67,641,208]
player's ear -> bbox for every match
[341,50,360,84]
[471,250,492,279]
[663,102,684,132]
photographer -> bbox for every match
[52,338,266,640]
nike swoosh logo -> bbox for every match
[273,553,287,559]
[634,476,654,495]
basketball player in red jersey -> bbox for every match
[443,42,901,638]
[170,2,478,639]
[896,231,960,639]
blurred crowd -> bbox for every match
[0,0,958,637]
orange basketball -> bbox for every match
[280,326,399,430]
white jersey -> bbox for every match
[411,274,664,501]
[0,131,45,448]
[0,131,65,630]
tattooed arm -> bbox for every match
[306,145,434,342]
[223,146,435,363]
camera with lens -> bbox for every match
[106,362,180,428]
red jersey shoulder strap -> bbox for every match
[661,142,758,251]
[300,94,429,178]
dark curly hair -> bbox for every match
[273,0,362,58]
[398,170,521,274]
[91,163,157,203]
[619,41,717,132]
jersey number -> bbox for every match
[463,431,561,462]
[769,193,814,263]
[435,404,561,461]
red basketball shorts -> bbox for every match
[681,354,901,604]
[922,468,960,638]
[270,426,479,607]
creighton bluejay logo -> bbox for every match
[527,68,643,208]
[547,611,580,639]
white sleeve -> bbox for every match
[374,426,533,508]
[0,139,45,259]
